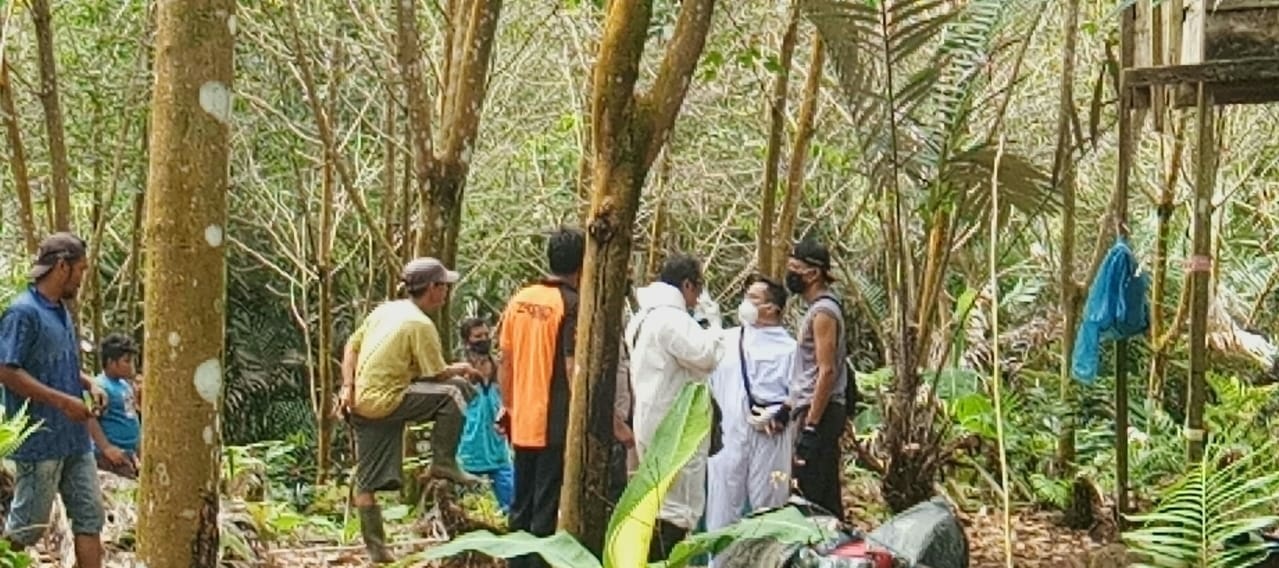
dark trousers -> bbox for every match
[509,445,565,568]
[648,518,687,562]
[794,402,847,520]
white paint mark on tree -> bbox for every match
[203,426,214,445]
[180,509,197,520]
[226,14,237,36]
[168,332,181,348]
[156,462,170,486]
[198,81,232,125]
[194,359,222,405]
[204,224,224,247]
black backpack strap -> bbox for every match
[737,328,756,406]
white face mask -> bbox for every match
[737,300,759,326]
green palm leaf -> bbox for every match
[1124,441,1279,567]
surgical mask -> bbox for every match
[784,271,806,294]
[737,300,759,326]
[468,340,492,355]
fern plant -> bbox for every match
[0,404,40,566]
[1123,440,1279,567]
[0,402,40,459]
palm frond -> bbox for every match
[1124,441,1279,568]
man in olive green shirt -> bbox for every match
[337,257,482,564]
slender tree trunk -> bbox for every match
[1147,114,1188,404]
[559,0,717,554]
[287,4,399,277]
[124,188,145,334]
[770,34,824,279]
[1053,0,1081,472]
[136,0,233,565]
[1186,85,1216,462]
[29,0,72,231]
[0,58,38,254]
[757,1,801,274]
[643,145,673,281]
[316,129,337,486]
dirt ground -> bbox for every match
[27,472,1126,567]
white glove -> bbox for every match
[693,290,723,330]
[747,404,784,436]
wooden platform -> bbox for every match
[1125,57,1279,107]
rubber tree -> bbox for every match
[136,0,233,565]
[398,0,502,349]
[559,0,718,554]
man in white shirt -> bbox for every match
[706,275,797,530]
[625,253,725,561]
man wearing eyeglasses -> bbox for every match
[625,253,726,560]
[336,257,484,564]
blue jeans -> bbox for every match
[477,465,514,514]
[4,452,105,547]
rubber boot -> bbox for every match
[428,401,485,487]
[357,505,394,564]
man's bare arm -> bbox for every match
[341,342,358,387]
[0,365,78,411]
[806,313,839,427]
[499,348,515,411]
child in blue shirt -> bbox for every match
[94,333,141,479]
[455,318,514,514]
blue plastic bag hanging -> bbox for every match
[1071,237,1150,384]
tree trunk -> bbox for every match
[559,0,717,554]
[770,34,824,279]
[1053,0,1082,473]
[1146,114,1188,405]
[286,3,399,278]
[404,0,502,354]
[316,144,336,485]
[0,58,38,254]
[136,0,233,565]
[29,0,72,231]
[756,1,801,275]
[1186,85,1216,462]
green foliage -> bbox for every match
[0,403,41,460]
[0,540,33,568]
[223,438,318,509]
[0,405,38,567]
[413,531,601,568]
[412,384,825,568]
[1123,441,1279,568]
[605,383,715,564]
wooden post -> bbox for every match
[1113,4,1137,525]
[1186,81,1215,462]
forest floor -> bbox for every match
[34,472,1123,567]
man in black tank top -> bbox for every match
[783,238,848,519]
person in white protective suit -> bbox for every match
[624,253,725,562]
[706,275,797,532]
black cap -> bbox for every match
[401,257,460,293]
[30,232,87,281]
[791,238,832,271]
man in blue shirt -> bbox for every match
[93,333,141,479]
[0,233,114,567]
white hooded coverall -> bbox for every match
[625,282,725,530]
[706,325,797,530]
